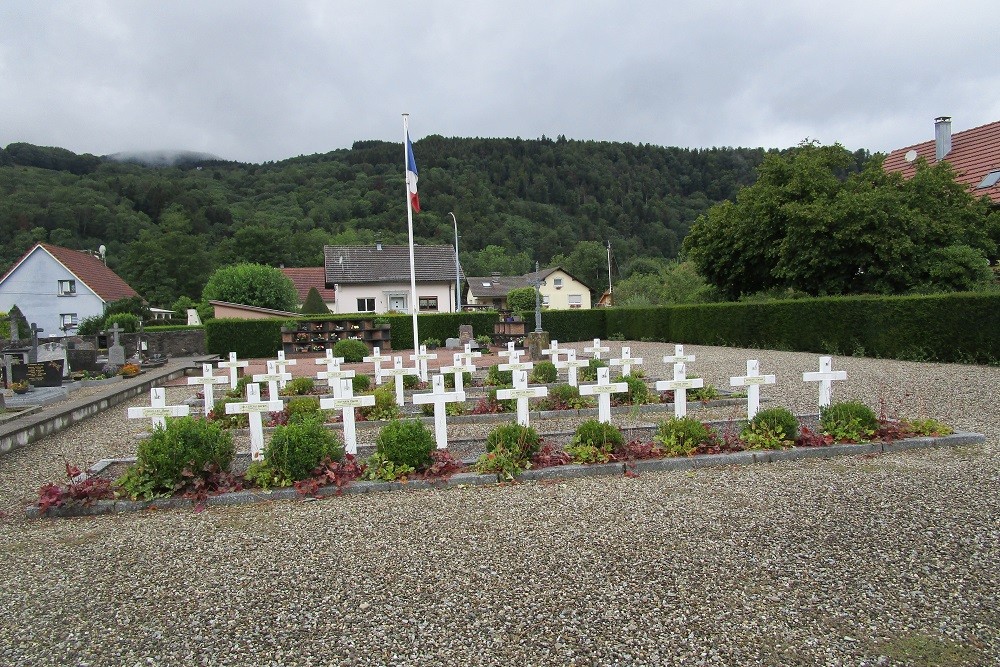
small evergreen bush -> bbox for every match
[530,361,558,384]
[741,407,798,450]
[226,375,253,399]
[403,374,420,389]
[619,374,650,405]
[444,371,473,389]
[485,364,513,386]
[117,417,235,498]
[361,386,400,421]
[210,398,249,428]
[820,401,878,442]
[247,417,344,487]
[286,396,322,421]
[352,374,372,394]
[565,419,623,463]
[538,383,593,410]
[477,423,542,480]
[332,338,369,363]
[283,377,315,396]
[654,417,714,456]
[376,419,435,469]
[579,358,608,382]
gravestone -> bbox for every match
[363,347,390,385]
[454,343,482,372]
[555,349,589,387]
[802,356,847,409]
[320,380,375,455]
[610,346,643,377]
[316,360,355,399]
[497,369,548,427]
[445,337,462,349]
[409,344,437,382]
[28,324,44,364]
[382,356,419,406]
[584,338,610,360]
[458,325,474,347]
[25,360,64,388]
[730,360,776,420]
[106,324,126,367]
[218,352,249,390]
[127,387,190,429]
[187,363,228,414]
[411,374,465,449]
[655,362,704,418]
[579,367,628,423]
[541,340,566,364]
[253,360,292,400]
[226,383,284,461]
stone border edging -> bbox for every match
[25,431,984,519]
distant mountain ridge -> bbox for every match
[104,150,227,168]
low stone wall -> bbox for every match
[62,330,206,370]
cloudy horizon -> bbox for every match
[2,1,998,164]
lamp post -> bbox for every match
[449,212,462,312]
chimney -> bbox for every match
[935,116,952,161]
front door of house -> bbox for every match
[388,295,407,312]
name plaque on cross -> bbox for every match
[496,369,548,427]
[655,362,705,418]
[127,388,190,429]
[730,359,776,420]
[579,367,628,423]
[802,356,847,409]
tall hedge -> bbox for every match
[516,308,606,343]
[205,318,284,358]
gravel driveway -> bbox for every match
[1,342,997,666]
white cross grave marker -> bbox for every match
[187,363,228,414]
[315,349,346,367]
[498,341,524,364]
[253,360,292,400]
[730,360,776,420]
[579,366,629,423]
[802,356,847,409]
[409,344,437,382]
[317,360,356,399]
[584,338,611,360]
[363,346,391,385]
[496,369,548,427]
[127,387,190,429]
[655,362,705,418]
[555,349,590,387]
[412,374,465,449]
[320,380,375,455]
[499,357,534,376]
[382,356,418,406]
[610,346,644,377]
[541,340,566,364]
[225,383,283,461]
[662,344,696,366]
[440,355,469,393]
[454,343,482,372]
[217,352,249,390]
[272,350,297,388]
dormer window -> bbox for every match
[58,279,76,296]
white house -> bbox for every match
[0,243,140,335]
[324,243,464,315]
[465,266,593,310]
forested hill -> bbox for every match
[0,137,863,306]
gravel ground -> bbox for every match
[1,342,998,666]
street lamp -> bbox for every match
[448,212,462,312]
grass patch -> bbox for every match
[876,633,980,666]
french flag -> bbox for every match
[406,130,420,213]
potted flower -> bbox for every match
[422,337,442,350]
[120,363,141,378]
[10,380,29,394]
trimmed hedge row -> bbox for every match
[516,308,607,343]
[205,318,284,358]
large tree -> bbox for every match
[202,263,298,312]
[683,143,997,298]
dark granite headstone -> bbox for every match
[26,360,64,387]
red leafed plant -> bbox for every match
[293,454,365,497]
[612,439,666,461]
[796,426,834,448]
[418,450,465,479]
[37,462,115,515]
[181,462,246,512]
[530,442,572,469]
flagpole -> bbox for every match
[403,113,420,354]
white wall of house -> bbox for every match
[540,269,592,310]
[333,281,457,314]
[0,251,105,336]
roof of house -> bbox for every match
[280,267,337,303]
[466,266,590,299]
[324,244,464,285]
[0,243,139,302]
[883,119,1000,205]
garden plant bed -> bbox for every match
[28,426,984,519]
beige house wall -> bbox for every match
[539,269,591,310]
[333,282,457,314]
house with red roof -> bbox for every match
[0,243,139,336]
[883,117,1000,206]
[279,267,336,310]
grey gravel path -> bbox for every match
[1,343,998,666]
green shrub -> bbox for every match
[285,396,322,421]
[820,401,878,442]
[421,337,442,348]
[375,419,435,469]
[654,417,714,456]
[475,334,492,346]
[332,338,370,363]
[117,417,235,499]
[444,371,473,389]
[283,377,315,396]
[360,452,415,481]
[486,386,516,412]
[530,361,558,384]
[352,374,372,394]
[476,423,541,480]
[485,364,513,386]
[361,386,400,421]
[537,383,593,410]
[210,398,249,428]
[226,375,253,399]
[403,374,420,389]
[741,407,798,450]
[77,315,105,336]
[689,384,720,402]
[579,358,608,382]
[247,417,344,487]
[104,312,140,333]
[565,419,623,463]
[619,374,651,405]
[899,417,953,437]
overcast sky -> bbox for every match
[2,1,997,164]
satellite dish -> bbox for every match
[904,149,918,163]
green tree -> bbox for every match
[300,286,330,314]
[683,144,996,298]
[506,287,536,312]
[202,263,298,311]
[551,240,610,298]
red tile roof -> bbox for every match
[0,243,140,302]
[883,119,1000,205]
[280,267,336,303]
